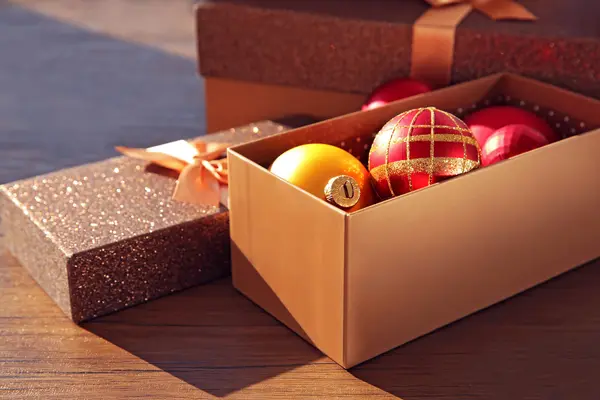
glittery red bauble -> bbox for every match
[362,78,432,111]
[368,107,481,198]
[481,124,549,166]
[464,106,558,146]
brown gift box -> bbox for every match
[0,120,304,323]
[196,0,600,132]
[227,73,600,369]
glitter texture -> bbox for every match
[0,121,291,323]
[368,107,481,196]
[370,158,480,180]
[197,1,600,99]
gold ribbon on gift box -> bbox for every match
[412,0,537,87]
[116,140,230,207]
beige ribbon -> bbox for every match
[412,0,536,87]
[116,140,230,207]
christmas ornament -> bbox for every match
[464,105,558,146]
[368,107,481,198]
[269,143,376,212]
[481,124,549,166]
[362,78,432,111]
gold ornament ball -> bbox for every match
[269,143,376,212]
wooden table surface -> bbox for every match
[1,1,599,398]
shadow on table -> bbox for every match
[84,277,324,397]
[351,259,600,400]
[8,3,600,398]
[0,3,204,184]
[1,5,326,396]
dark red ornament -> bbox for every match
[368,107,481,198]
[362,78,432,111]
[481,124,549,167]
[464,106,558,147]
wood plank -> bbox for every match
[1,1,599,398]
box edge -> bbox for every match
[0,186,74,320]
[228,148,348,365]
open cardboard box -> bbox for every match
[227,73,600,369]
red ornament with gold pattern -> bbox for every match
[368,107,481,199]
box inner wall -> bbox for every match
[231,75,600,214]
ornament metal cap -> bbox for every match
[324,175,361,209]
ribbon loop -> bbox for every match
[116,139,232,207]
[426,0,467,6]
[412,0,536,87]
[423,0,536,20]
[472,0,537,20]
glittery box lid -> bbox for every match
[0,120,308,322]
[1,121,289,255]
[196,0,600,98]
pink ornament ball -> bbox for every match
[465,106,558,147]
[362,78,432,111]
[481,124,550,167]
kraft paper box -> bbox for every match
[227,73,600,369]
[0,120,307,323]
[196,0,600,132]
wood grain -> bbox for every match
[1,1,600,399]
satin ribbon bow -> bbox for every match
[412,0,536,87]
[116,140,231,207]
[424,0,536,20]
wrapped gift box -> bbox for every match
[227,73,600,368]
[0,119,310,323]
[196,0,600,132]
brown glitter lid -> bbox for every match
[197,1,600,98]
[0,120,303,322]
[0,121,291,255]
